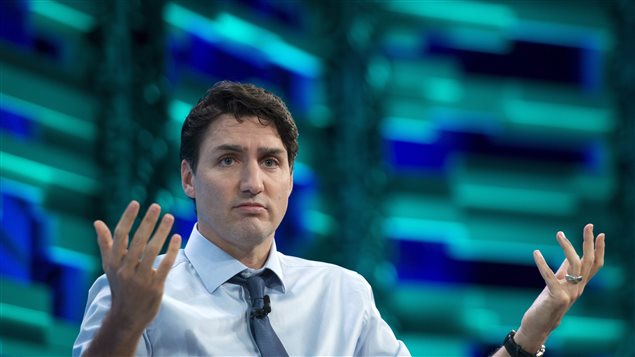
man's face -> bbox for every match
[181,114,293,253]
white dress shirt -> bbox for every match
[73,225,410,356]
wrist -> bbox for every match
[85,311,145,357]
[103,310,146,341]
[514,327,548,354]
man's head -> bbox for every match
[180,81,299,174]
[179,81,298,260]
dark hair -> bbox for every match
[180,81,299,173]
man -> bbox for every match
[73,81,605,356]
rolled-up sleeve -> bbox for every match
[354,276,411,356]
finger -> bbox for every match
[556,231,581,275]
[138,213,175,272]
[580,224,595,277]
[125,203,161,265]
[554,259,569,279]
[533,250,558,290]
[94,220,113,270]
[156,234,182,281]
[588,233,606,279]
[112,201,140,265]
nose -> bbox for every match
[240,160,264,195]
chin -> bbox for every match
[233,226,272,245]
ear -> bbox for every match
[181,160,196,198]
[288,171,294,197]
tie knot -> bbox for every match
[229,271,270,314]
[246,274,265,300]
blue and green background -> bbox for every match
[1,0,633,356]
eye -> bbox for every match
[262,158,279,168]
[219,156,235,166]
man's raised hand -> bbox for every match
[87,201,181,356]
[511,224,606,354]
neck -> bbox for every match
[197,225,273,269]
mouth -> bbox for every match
[234,202,267,213]
[235,202,265,208]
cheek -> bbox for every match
[275,185,291,210]
[195,174,227,200]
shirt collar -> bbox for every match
[183,224,286,294]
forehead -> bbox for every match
[202,114,284,149]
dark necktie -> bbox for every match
[230,271,289,357]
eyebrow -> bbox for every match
[213,144,286,157]
[213,144,243,153]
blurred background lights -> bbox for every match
[0,0,633,356]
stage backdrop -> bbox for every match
[1,0,633,356]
